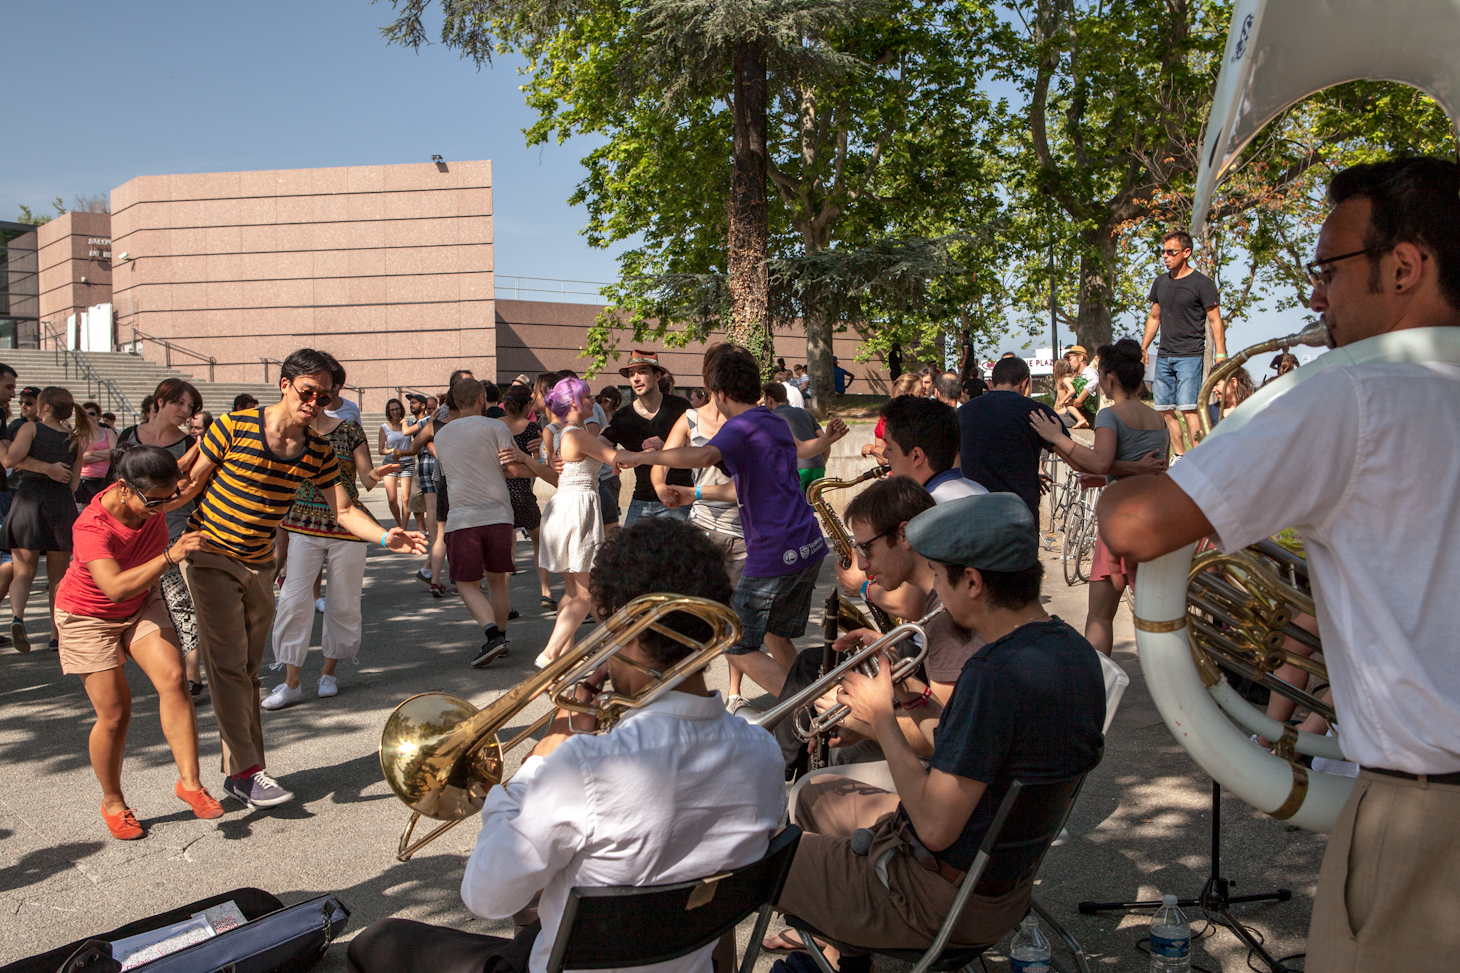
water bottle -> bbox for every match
[1009,915,1051,973]
[1149,894,1191,972]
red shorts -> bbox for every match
[446,523,515,583]
[1089,534,1136,583]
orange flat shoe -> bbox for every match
[175,781,225,820]
[102,804,143,840]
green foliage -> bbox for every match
[16,198,65,226]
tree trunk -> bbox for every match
[727,40,773,375]
[803,287,835,418]
[1074,225,1117,351]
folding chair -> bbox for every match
[545,825,802,973]
[775,775,1088,973]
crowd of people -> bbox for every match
[11,155,1460,973]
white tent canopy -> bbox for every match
[1192,0,1460,233]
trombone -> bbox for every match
[379,594,741,861]
[747,607,946,737]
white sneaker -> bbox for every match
[317,674,338,698]
[314,597,326,613]
[261,683,303,710]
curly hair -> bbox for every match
[588,518,734,668]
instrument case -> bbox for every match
[0,887,349,973]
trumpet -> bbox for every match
[379,594,741,861]
[748,606,946,738]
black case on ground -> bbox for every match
[0,887,349,973]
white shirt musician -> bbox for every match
[347,519,785,973]
[1100,158,1460,973]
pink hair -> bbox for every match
[544,376,590,420]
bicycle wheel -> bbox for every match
[1074,508,1098,583]
[1062,502,1087,586]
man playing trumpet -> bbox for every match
[348,518,786,973]
[772,494,1105,954]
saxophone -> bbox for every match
[807,466,895,633]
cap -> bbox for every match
[619,350,670,378]
[19,386,40,398]
[405,393,427,403]
[1065,345,1088,358]
[905,493,1039,572]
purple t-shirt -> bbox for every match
[709,406,827,578]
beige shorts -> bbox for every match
[56,589,177,675]
[408,488,427,514]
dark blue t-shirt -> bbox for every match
[913,617,1105,873]
[709,406,827,578]
[833,367,853,394]
[957,390,1061,517]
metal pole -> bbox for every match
[1049,237,1059,361]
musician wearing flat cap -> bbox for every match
[771,494,1105,958]
[348,518,785,973]
[1101,157,1460,973]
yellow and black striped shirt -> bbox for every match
[188,409,341,562]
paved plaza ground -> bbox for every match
[0,489,1326,972]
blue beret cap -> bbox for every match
[905,493,1039,572]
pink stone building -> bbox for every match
[109,161,494,402]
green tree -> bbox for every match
[17,197,66,226]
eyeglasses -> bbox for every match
[1160,248,1188,256]
[288,382,329,404]
[1304,246,1408,289]
[853,526,900,559]
[123,482,181,509]
[86,411,99,418]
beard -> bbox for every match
[948,617,978,642]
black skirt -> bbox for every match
[1,478,79,552]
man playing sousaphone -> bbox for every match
[348,517,785,973]
[1100,158,1460,971]
[771,494,1104,958]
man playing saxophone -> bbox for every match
[348,518,785,973]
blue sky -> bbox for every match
[6,1,1308,369]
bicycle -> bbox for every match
[1060,481,1102,586]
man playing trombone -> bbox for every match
[348,518,786,973]
[772,494,1105,953]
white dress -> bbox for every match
[539,424,604,574]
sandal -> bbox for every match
[761,930,805,954]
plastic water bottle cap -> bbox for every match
[1162,894,1178,906]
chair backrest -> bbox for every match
[545,825,803,973]
[969,775,1087,898]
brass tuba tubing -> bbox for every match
[748,606,945,736]
[1195,320,1330,441]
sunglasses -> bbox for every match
[288,382,330,404]
[853,526,900,559]
[1160,248,1188,256]
[123,482,181,509]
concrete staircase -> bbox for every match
[2,349,289,426]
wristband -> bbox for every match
[163,548,176,568]
[1214,353,1228,360]
[860,580,871,600]
[696,485,702,501]
[902,685,934,710]
[380,531,390,548]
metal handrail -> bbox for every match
[128,327,217,382]
[341,383,364,408]
[261,357,283,383]
[39,321,138,426]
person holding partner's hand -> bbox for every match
[173,349,427,810]
[55,445,224,840]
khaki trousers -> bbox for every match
[776,775,1030,951]
[1308,769,1460,972]
[181,550,278,776]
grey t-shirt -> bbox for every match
[771,404,823,471]
[432,415,516,532]
[1094,409,1169,483]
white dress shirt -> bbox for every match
[782,382,806,409]
[1169,360,1460,774]
[461,691,786,973]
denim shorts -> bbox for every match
[623,498,690,527]
[1153,355,1204,411]
[727,558,822,655]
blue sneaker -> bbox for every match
[223,770,294,808]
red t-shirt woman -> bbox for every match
[55,445,219,840]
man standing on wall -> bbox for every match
[1141,230,1226,456]
[179,349,426,809]
[602,351,693,526]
